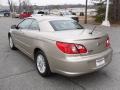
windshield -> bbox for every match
[50,20,84,31]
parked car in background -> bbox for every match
[8,16,113,77]
[31,10,49,17]
[0,9,10,17]
[19,12,32,19]
[34,10,49,15]
[59,11,79,22]
[11,12,20,18]
[79,12,84,16]
[31,10,45,17]
[0,12,4,17]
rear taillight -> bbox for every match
[56,41,87,54]
[75,44,87,54]
[106,37,110,48]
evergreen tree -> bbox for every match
[95,1,106,22]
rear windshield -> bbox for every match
[50,20,83,31]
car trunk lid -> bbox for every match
[40,29,108,55]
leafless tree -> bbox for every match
[8,0,13,11]
[18,0,33,13]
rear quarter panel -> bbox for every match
[32,33,66,68]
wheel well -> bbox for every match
[33,48,51,73]
[34,48,43,59]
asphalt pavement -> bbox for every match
[0,17,120,90]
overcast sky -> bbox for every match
[0,0,93,6]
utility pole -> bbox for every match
[102,0,110,26]
[85,0,88,24]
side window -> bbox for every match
[29,20,40,30]
[18,19,33,29]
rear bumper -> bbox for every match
[53,48,113,76]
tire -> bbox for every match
[9,36,16,50]
[4,13,9,17]
[35,50,51,77]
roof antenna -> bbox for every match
[89,25,97,34]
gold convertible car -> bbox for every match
[8,16,113,77]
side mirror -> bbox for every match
[11,25,19,29]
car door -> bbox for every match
[20,19,40,57]
[12,19,33,54]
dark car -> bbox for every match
[0,10,10,17]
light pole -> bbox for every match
[102,0,110,27]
